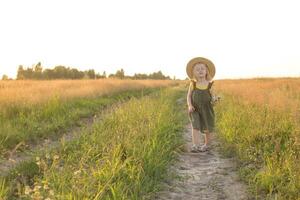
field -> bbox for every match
[1,77,300,200]
[0,79,177,155]
[214,77,300,200]
[0,79,187,199]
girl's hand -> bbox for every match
[188,105,195,113]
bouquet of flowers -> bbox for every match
[211,95,222,106]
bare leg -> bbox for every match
[191,127,201,145]
[203,130,211,146]
[198,130,212,152]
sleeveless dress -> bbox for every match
[188,80,215,133]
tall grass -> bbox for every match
[0,179,8,198]
[0,79,178,156]
[0,79,177,107]
[2,85,186,199]
[215,78,300,113]
[214,78,300,200]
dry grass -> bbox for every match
[215,77,300,119]
[0,79,178,107]
[0,78,180,158]
[1,86,186,200]
[215,77,300,148]
[214,77,300,199]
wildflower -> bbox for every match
[43,184,49,190]
[53,155,59,160]
[24,186,32,195]
[74,170,81,175]
[49,189,55,196]
[33,185,42,191]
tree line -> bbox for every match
[8,62,172,80]
[16,62,102,80]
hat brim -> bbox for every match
[186,57,215,80]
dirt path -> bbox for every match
[154,124,253,200]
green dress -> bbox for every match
[188,80,215,133]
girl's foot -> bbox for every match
[190,144,200,153]
[199,144,209,152]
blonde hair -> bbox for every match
[191,63,212,81]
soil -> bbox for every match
[153,123,254,200]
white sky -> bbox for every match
[0,0,300,80]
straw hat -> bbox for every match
[186,57,215,81]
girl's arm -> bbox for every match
[187,82,193,107]
[210,84,216,97]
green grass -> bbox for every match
[0,179,8,199]
[1,85,187,200]
[215,94,300,200]
[0,87,161,156]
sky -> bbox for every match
[0,0,299,80]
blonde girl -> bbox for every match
[186,57,218,152]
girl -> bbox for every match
[186,57,219,153]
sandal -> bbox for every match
[190,144,200,153]
[199,144,209,152]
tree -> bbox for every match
[53,66,68,79]
[108,73,115,78]
[2,74,9,80]
[33,62,43,79]
[86,69,95,79]
[23,67,34,79]
[17,65,25,80]
[95,71,106,79]
[115,68,125,79]
[133,73,148,79]
[44,69,54,79]
[149,71,165,79]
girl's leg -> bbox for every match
[191,128,201,145]
[199,130,212,152]
[203,130,210,145]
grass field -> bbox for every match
[1,77,300,199]
[0,83,187,199]
[0,79,178,157]
[0,79,176,106]
[214,78,300,200]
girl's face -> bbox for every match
[192,63,207,80]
